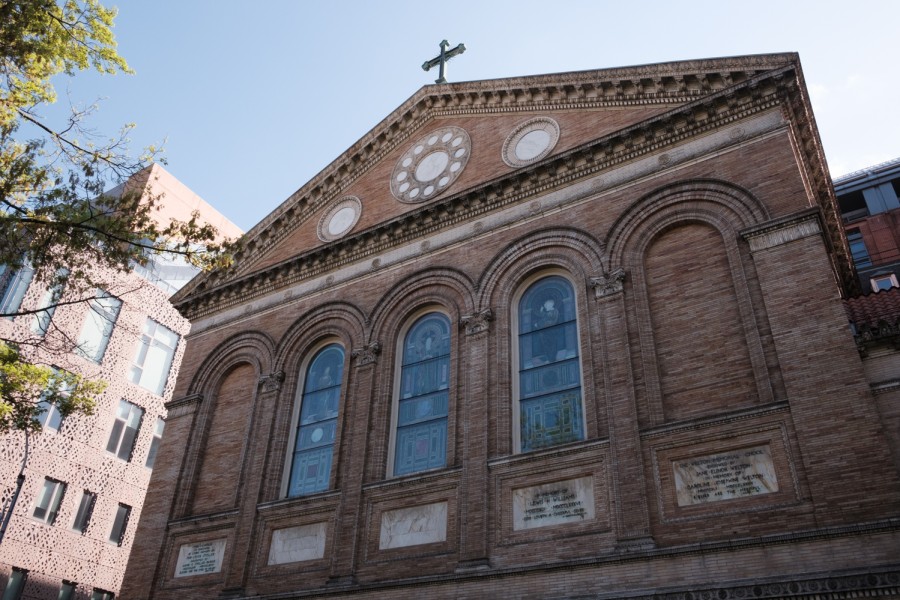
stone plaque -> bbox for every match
[379,501,447,549]
[174,538,227,577]
[673,445,778,506]
[268,522,326,565]
[512,476,595,531]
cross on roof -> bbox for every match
[422,40,466,84]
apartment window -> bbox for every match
[108,503,131,546]
[33,477,66,524]
[145,417,165,469]
[35,370,71,433]
[392,312,450,477]
[72,491,96,534]
[287,344,345,496]
[871,274,899,292]
[89,589,114,600]
[31,269,68,335]
[1,568,27,600]
[106,400,144,462]
[847,229,872,268]
[58,581,76,600]
[0,264,34,318]
[76,291,122,363]
[516,275,585,452]
[128,318,179,395]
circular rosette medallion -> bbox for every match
[317,196,362,242]
[501,117,560,168]
[390,126,471,203]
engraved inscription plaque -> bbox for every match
[174,539,227,577]
[673,445,778,506]
[512,476,595,531]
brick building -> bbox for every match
[0,165,241,599]
[836,157,900,293]
[123,55,900,599]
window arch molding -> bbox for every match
[386,304,456,478]
[269,302,364,501]
[281,337,349,498]
[510,269,589,454]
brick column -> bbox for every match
[328,341,380,583]
[741,209,900,519]
[456,309,493,570]
[219,372,284,596]
[591,270,654,549]
[120,393,203,599]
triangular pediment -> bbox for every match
[174,53,809,312]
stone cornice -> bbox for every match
[174,55,800,304]
[740,207,822,252]
[175,62,834,322]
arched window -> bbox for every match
[393,312,451,476]
[288,343,345,496]
[516,275,584,452]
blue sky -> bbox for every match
[41,0,900,231]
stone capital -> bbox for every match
[164,394,203,419]
[590,268,627,298]
[460,308,493,335]
[259,371,285,393]
[352,342,381,366]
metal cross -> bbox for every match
[422,40,466,84]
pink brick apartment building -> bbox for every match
[0,164,240,600]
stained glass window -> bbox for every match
[288,344,345,496]
[518,276,584,452]
[394,313,450,476]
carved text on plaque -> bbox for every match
[673,445,778,506]
[512,476,595,531]
[174,539,227,577]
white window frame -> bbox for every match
[108,503,131,546]
[511,270,588,454]
[105,399,144,462]
[871,273,899,292]
[0,264,34,318]
[31,268,68,336]
[71,490,96,534]
[387,307,453,478]
[32,477,66,524]
[145,417,165,469]
[76,291,122,363]
[129,318,179,395]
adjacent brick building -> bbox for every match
[0,164,241,599]
[122,55,900,599]
[836,157,900,293]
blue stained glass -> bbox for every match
[518,277,584,452]
[394,313,451,476]
[288,344,344,497]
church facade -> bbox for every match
[122,55,900,599]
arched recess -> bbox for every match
[179,331,276,517]
[264,301,367,501]
[478,227,607,456]
[367,267,475,479]
[605,179,776,426]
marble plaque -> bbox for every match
[268,522,326,565]
[174,538,226,577]
[379,501,447,549]
[512,476,595,531]
[673,445,779,506]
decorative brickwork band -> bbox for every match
[590,269,627,298]
[351,342,381,365]
[164,394,203,419]
[741,208,822,252]
[460,308,493,335]
[259,371,285,392]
